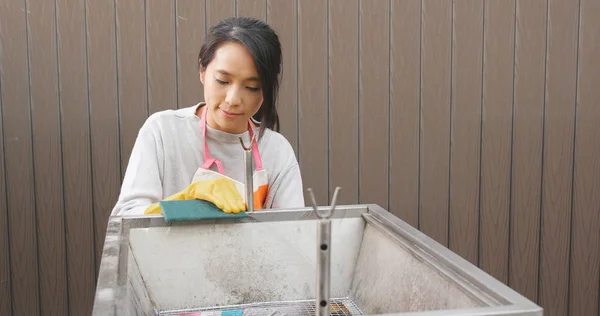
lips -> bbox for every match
[219,108,242,119]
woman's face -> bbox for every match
[199,41,263,134]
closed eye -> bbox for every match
[215,77,260,92]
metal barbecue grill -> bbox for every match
[94,140,541,316]
[93,198,543,316]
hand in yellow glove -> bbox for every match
[144,177,246,215]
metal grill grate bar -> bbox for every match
[160,297,364,316]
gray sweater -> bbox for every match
[112,104,305,216]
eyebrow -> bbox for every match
[216,69,260,82]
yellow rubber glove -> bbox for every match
[144,177,246,215]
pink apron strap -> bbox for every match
[200,105,264,173]
[200,106,226,174]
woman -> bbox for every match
[111,17,304,216]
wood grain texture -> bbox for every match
[329,0,358,204]
[389,0,420,227]
[0,0,40,314]
[236,0,266,20]
[449,0,483,265]
[509,0,546,302]
[359,0,389,209]
[176,0,206,108]
[419,0,451,245]
[266,0,298,153]
[0,39,12,316]
[298,0,328,205]
[569,0,600,314]
[538,0,579,314]
[27,0,69,314]
[147,0,177,115]
[56,0,95,314]
[1,2,599,314]
[207,0,235,27]
[86,0,121,273]
[479,0,515,284]
[116,0,149,173]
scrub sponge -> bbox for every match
[221,310,243,316]
[159,199,248,222]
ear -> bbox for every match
[199,67,206,84]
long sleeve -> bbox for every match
[111,119,164,216]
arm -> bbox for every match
[111,119,164,216]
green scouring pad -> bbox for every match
[158,199,248,222]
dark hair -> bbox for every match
[198,17,282,137]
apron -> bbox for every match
[191,105,269,210]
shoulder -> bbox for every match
[143,104,198,127]
[259,129,295,153]
[257,128,298,167]
[140,104,199,135]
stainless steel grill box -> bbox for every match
[92,204,543,315]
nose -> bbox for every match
[225,86,242,107]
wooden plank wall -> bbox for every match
[0,0,598,315]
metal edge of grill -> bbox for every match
[158,297,365,316]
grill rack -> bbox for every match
[160,297,365,316]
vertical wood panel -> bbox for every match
[509,0,546,301]
[0,0,40,314]
[479,0,515,284]
[298,0,328,204]
[389,0,420,227]
[0,52,12,316]
[1,2,600,315]
[236,0,266,20]
[86,0,121,273]
[538,0,579,313]
[176,0,206,108]
[56,0,95,314]
[116,0,148,173]
[266,0,298,153]
[569,0,600,314]
[419,0,452,245]
[329,0,358,204]
[207,0,235,27]
[449,0,483,265]
[359,0,389,208]
[147,0,177,114]
[28,0,68,314]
